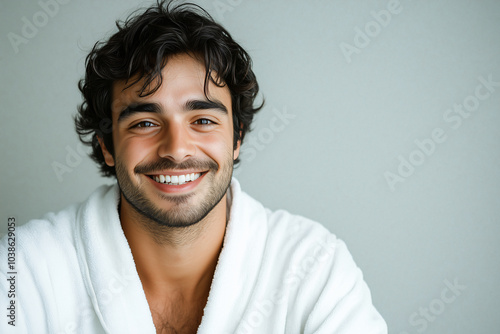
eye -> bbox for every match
[132,121,157,128]
[193,118,215,125]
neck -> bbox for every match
[119,193,228,300]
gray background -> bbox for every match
[1,0,499,333]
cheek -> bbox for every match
[195,133,234,161]
[115,136,156,168]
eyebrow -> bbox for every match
[117,103,161,122]
[185,99,228,114]
[117,99,228,123]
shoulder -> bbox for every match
[0,203,80,256]
[265,207,335,245]
[232,180,340,261]
[234,188,387,332]
[236,186,350,281]
[239,187,342,264]
[0,184,117,265]
[262,206,350,284]
[0,184,119,328]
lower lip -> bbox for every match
[146,173,207,194]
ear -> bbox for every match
[233,130,242,160]
[97,136,115,167]
[233,140,241,160]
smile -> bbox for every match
[148,172,202,185]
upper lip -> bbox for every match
[146,170,207,176]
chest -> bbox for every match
[148,296,205,334]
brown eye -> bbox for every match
[194,119,214,125]
[133,121,156,128]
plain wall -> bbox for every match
[1,0,499,332]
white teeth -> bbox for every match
[152,172,202,184]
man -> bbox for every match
[0,1,387,333]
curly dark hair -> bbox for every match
[75,0,262,177]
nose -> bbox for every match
[157,121,196,163]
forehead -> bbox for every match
[111,54,232,114]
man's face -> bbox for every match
[100,54,239,228]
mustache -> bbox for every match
[134,158,218,175]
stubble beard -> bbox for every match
[115,154,234,233]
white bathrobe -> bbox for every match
[0,179,387,334]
